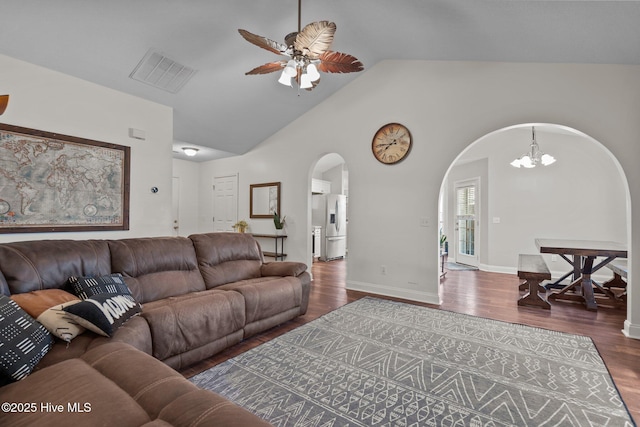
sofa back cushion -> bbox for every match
[108,237,205,304]
[0,240,111,296]
[189,233,263,289]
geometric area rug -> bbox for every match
[190,297,635,426]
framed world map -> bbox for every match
[0,124,130,233]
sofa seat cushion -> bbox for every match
[0,341,270,427]
[141,290,245,362]
[0,355,152,427]
[35,315,153,370]
[218,276,302,325]
[157,389,273,426]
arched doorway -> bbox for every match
[439,123,629,305]
[308,153,349,271]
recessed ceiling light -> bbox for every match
[182,147,199,157]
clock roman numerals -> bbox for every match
[371,123,412,165]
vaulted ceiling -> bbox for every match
[1,1,639,162]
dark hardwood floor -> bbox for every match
[180,259,640,423]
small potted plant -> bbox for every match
[439,228,448,253]
[273,211,286,235]
[232,220,248,233]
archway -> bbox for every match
[438,123,630,313]
[307,153,349,274]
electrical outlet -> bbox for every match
[381,265,387,275]
[551,255,558,262]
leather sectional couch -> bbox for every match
[0,232,311,426]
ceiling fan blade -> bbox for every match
[238,29,288,55]
[294,21,336,59]
[318,51,364,74]
[245,61,287,75]
[0,95,8,115]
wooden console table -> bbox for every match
[251,234,287,260]
[440,250,448,278]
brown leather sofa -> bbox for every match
[0,232,310,426]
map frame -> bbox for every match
[0,123,130,233]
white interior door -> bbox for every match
[172,176,180,235]
[213,174,238,232]
[454,179,479,267]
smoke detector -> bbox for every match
[130,49,196,93]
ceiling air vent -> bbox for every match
[130,49,196,93]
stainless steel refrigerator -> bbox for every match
[312,193,347,261]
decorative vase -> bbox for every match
[275,228,285,236]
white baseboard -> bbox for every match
[479,264,515,274]
[622,320,640,340]
[346,280,441,305]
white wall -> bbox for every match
[322,164,347,195]
[0,54,174,242]
[199,60,640,338]
[447,126,627,276]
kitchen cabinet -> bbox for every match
[312,226,322,260]
[311,179,331,194]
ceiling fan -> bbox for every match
[238,0,363,91]
[0,95,8,115]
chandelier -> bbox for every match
[510,126,556,168]
[238,0,363,92]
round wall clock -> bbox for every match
[371,123,412,164]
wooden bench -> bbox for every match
[517,254,551,309]
[603,259,627,302]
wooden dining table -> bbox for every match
[535,238,628,311]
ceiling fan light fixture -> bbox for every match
[278,72,293,86]
[238,0,363,92]
[300,73,313,89]
[283,60,298,77]
[306,63,320,81]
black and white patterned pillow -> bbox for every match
[66,273,133,300]
[0,295,53,382]
[62,293,141,337]
[37,301,85,343]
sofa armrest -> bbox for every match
[260,261,307,277]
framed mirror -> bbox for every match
[250,182,281,218]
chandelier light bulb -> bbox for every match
[541,154,556,166]
[521,156,534,168]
